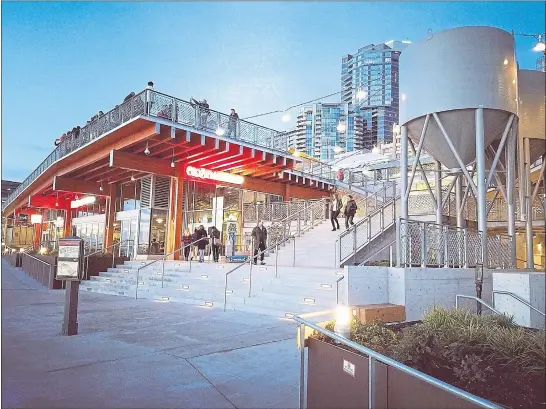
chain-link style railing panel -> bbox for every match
[398,218,483,268]
[487,234,513,269]
[408,193,437,216]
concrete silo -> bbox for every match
[398,26,519,266]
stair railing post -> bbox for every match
[161,257,165,288]
[444,225,449,268]
[352,225,357,265]
[420,223,427,267]
[275,244,279,278]
[463,228,468,268]
[293,238,296,267]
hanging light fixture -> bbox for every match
[131,173,135,182]
[533,35,546,52]
[99,181,104,192]
[55,193,59,207]
[171,148,175,168]
[144,141,150,156]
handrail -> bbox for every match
[336,275,345,305]
[293,315,502,409]
[516,257,543,269]
[21,252,52,267]
[223,235,295,312]
[455,294,502,315]
[337,197,398,265]
[135,237,207,298]
[492,290,546,317]
[83,240,134,280]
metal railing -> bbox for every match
[243,198,324,223]
[293,315,502,409]
[135,237,207,299]
[267,198,328,249]
[397,218,483,268]
[223,235,295,312]
[83,240,134,280]
[338,197,398,265]
[492,290,546,318]
[455,294,502,315]
[2,89,288,212]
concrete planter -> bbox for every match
[20,254,61,289]
[85,255,129,278]
[307,337,487,409]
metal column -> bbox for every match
[506,125,517,267]
[523,137,534,269]
[475,107,488,267]
[435,161,443,224]
[455,175,464,228]
[400,125,409,220]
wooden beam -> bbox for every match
[53,176,104,196]
[109,149,175,177]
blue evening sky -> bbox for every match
[1,1,544,181]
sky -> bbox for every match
[1,1,545,182]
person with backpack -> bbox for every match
[344,195,357,229]
[194,225,208,262]
[210,226,221,262]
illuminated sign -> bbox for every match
[71,196,96,209]
[30,214,43,224]
[185,166,244,185]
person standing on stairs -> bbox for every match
[195,225,208,262]
[330,192,342,231]
[210,226,221,262]
[251,221,267,265]
[182,229,193,260]
[344,195,358,230]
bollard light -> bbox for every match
[334,305,351,339]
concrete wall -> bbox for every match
[344,266,493,321]
[492,271,546,329]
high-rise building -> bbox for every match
[341,40,410,150]
[537,55,545,72]
[286,103,364,161]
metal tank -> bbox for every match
[399,26,518,169]
[518,69,546,163]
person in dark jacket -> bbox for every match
[227,109,239,137]
[251,221,267,265]
[210,226,221,262]
[330,192,343,231]
[344,195,358,229]
[195,225,208,262]
[182,229,193,260]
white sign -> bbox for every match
[186,166,244,185]
[59,245,79,259]
[30,214,43,224]
[57,260,79,279]
[343,359,355,377]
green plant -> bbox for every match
[350,319,398,355]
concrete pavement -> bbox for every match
[1,260,300,408]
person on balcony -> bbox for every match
[344,195,358,230]
[251,221,267,265]
[227,109,239,137]
[124,92,136,102]
[331,192,342,231]
[210,226,221,262]
[190,97,210,130]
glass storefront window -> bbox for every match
[137,209,151,255]
[150,209,167,255]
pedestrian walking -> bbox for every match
[210,226,221,262]
[330,192,342,231]
[182,229,193,260]
[195,225,208,262]
[251,221,267,265]
[227,109,239,137]
[344,195,358,229]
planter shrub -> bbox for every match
[309,308,545,409]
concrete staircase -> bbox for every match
[80,260,344,318]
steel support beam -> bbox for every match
[475,107,488,267]
[400,125,408,220]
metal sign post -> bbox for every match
[56,236,84,336]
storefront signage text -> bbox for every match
[185,166,244,185]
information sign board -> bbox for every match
[56,237,84,281]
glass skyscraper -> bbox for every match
[341,40,410,150]
[286,103,363,161]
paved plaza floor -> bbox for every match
[1,260,300,408]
